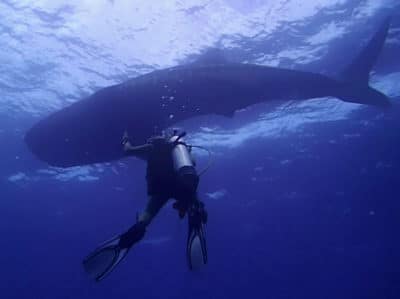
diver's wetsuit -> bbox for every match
[83,133,207,281]
[124,136,192,225]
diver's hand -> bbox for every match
[122,130,129,145]
[173,201,187,219]
[122,130,133,152]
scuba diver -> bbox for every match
[82,130,208,281]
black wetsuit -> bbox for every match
[145,142,177,197]
[125,137,197,218]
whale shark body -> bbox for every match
[26,18,392,167]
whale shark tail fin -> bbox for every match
[337,17,391,107]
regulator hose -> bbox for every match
[190,145,213,176]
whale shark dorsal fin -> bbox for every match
[193,48,228,65]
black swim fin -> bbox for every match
[83,222,146,281]
[186,201,208,270]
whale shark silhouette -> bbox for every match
[25,18,392,167]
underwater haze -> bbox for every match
[1,0,400,298]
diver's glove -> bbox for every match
[122,130,130,146]
[173,200,188,219]
[186,200,208,270]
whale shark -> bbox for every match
[25,18,392,167]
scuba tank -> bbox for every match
[169,130,207,270]
[169,131,199,194]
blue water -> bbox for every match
[1,1,400,298]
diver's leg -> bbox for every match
[186,197,208,270]
[83,195,169,281]
[119,195,169,247]
[137,195,170,226]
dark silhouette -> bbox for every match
[82,131,207,281]
[25,18,391,168]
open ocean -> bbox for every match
[0,1,399,298]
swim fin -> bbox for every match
[83,222,146,281]
[186,201,208,270]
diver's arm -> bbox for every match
[123,142,152,160]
